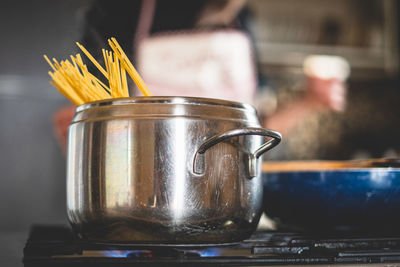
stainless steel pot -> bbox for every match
[67,97,281,244]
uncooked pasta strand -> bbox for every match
[44,38,152,105]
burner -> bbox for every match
[23,225,400,266]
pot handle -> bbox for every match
[193,127,282,178]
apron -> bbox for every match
[134,0,257,104]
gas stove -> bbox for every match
[23,225,400,266]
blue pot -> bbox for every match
[263,168,400,232]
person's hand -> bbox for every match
[53,105,76,153]
[304,76,346,112]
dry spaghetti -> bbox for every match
[44,38,152,105]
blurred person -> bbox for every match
[265,55,349,136]
[53,0,347,150]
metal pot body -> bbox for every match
[67,97,280,243]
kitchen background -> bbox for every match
[1,0,400,266]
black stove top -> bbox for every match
[23,225,400,266]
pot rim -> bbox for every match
[76,96,256,113]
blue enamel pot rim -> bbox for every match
[264,168,400,173]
